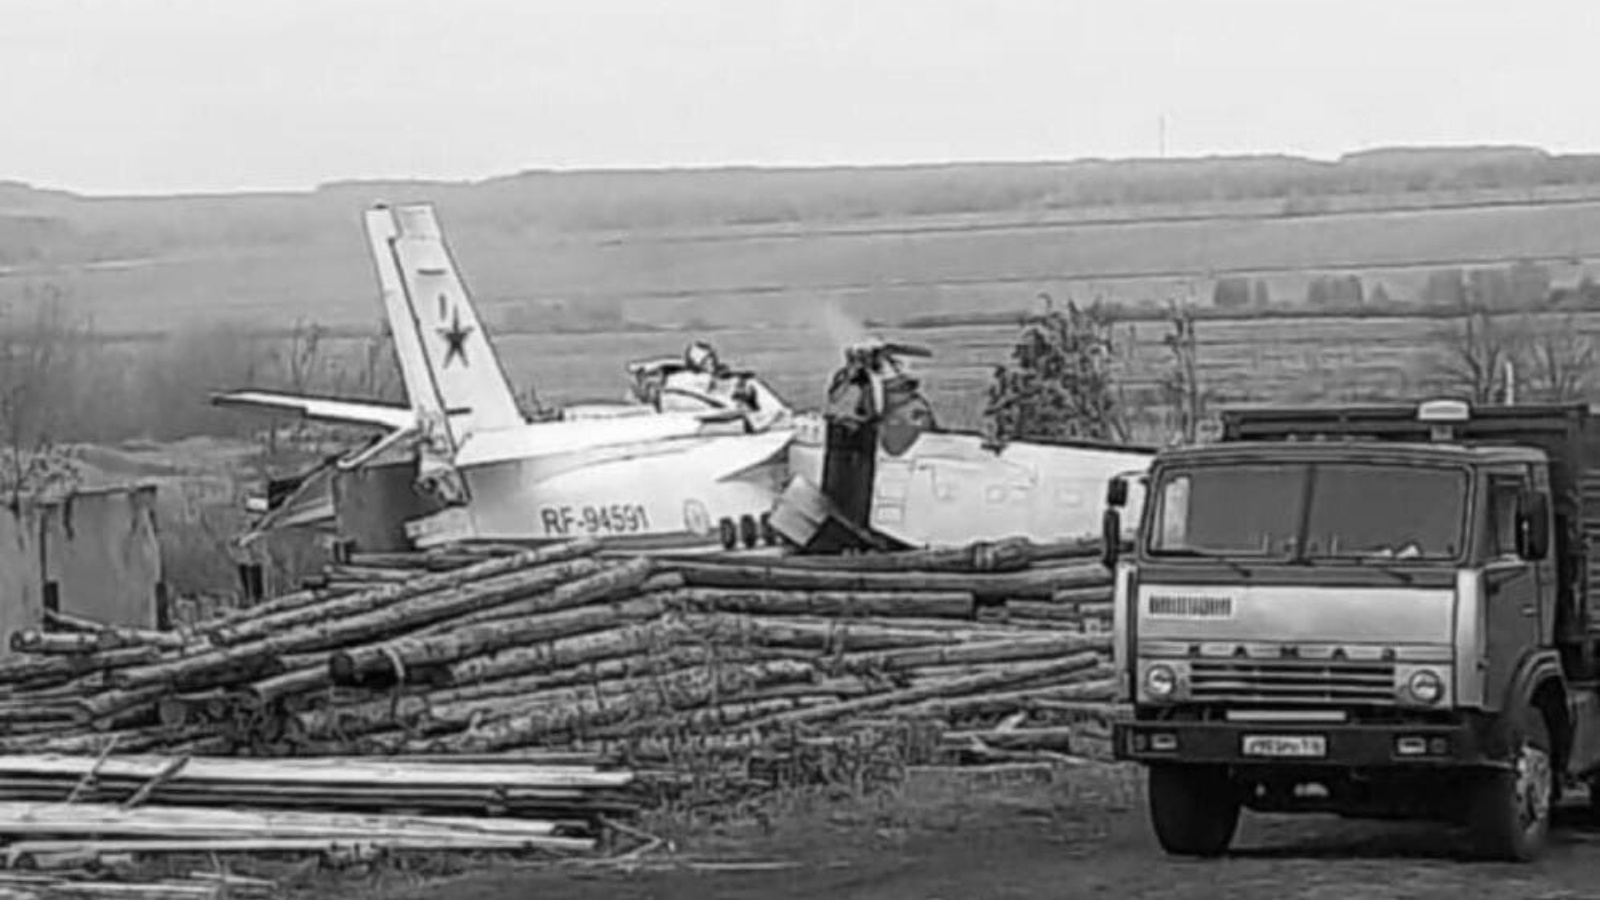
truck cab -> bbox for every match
[1106,399,1600,862]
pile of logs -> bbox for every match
[0,537,1119,782]
[0,752,634,876]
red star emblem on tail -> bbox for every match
[438,306,474,368]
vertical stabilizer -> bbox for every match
[363,207,447,420]
[368,203,526,435]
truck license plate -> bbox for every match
[1241,735,1327,758]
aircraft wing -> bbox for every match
[211,390,416,431]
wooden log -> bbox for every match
[903,661,1094,684]
[296,555,617,656]
[408,659,816,753]
[201,538,602,646]
[682,614,971,652]
[1003,600,1112,621]
[183,585,352,636]
[420,571,684,635]
[669,538,1044,573]
[742,651,1105,729]
[741,676,873,701]
[0,783,637,819]
[668,560,1109,599]
[398,666,719,738]
[9,630,116,655]
[883,676,1118,721]
[441,643,757,709]
[246,663,331,706]
[303,642,740,740]
[1050,585,1114,604]
[670,588,975,619]
[583,696,828,741]
[0,647,166,690]
[0,801,590,846]
[113,556,618,691]
[838,633,1111,673]
[1027,699,1126,721]
[0,752,633,786]
[443,617,694,687]
[38,615,192,652]
[1,835,583,869]
[323,565,417,583]
[787,616,1026,637]
[328,558,659,683]
[0,726,219,756]
[78,686,167,724]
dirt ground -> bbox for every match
[315,763,1600,900]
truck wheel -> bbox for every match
[1467,705,1553,862]
[1147,764,1240,857]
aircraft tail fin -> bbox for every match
[364,203,526,437]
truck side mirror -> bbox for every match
[1102,509,1122,569]
[1106,477,1128,509]
[1517,489,1550,561]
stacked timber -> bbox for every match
[0,870,279,899]
[0,536,1120,782]
[0,752,633,872]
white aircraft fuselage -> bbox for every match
[429,427,794,549]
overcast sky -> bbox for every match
[3,0,1595,195]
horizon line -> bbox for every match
[4,141,1592,202]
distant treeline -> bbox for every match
[891,267,1600,330]
[6,145,1600,266]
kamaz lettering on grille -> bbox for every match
[1147,594,1235,618]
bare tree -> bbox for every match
[1517,311,1596,403]
[0,288,88,509]
[1435,295,1522,404]
[270,318,328,450]
[1158,300,1208,444]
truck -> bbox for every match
[1105,398,1600,862]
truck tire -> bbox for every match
[1467,704,1553,862]
[1147,764,1240,857]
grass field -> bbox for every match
[396,309,1600,433]
[8,303,1594,449]
[7,188,1600,336]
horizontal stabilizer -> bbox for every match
[210,390,416,431]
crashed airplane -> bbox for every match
[773,338,1154,552]
[221,203,1153,557]
[216,203,799,553]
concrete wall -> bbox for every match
[0,503,44,663]
[0,484,165,659]
[39,485,163,630]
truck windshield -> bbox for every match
[1147,462,1468,562]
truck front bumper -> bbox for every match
[1113,718,1497,769]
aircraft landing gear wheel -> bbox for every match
[1468,704,1553,862]
[718,518,737,550]
[759,512,776,546]
[738,514,759,549]
[1147,764,1240,857]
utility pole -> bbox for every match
[1159,115,1167,158]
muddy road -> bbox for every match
[388,766,1600,900]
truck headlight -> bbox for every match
[1144,663,1177,699]
[1406,669,1444,706]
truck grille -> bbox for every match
[1189,659,1396,705]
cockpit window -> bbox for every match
[1149,462,1468,562]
